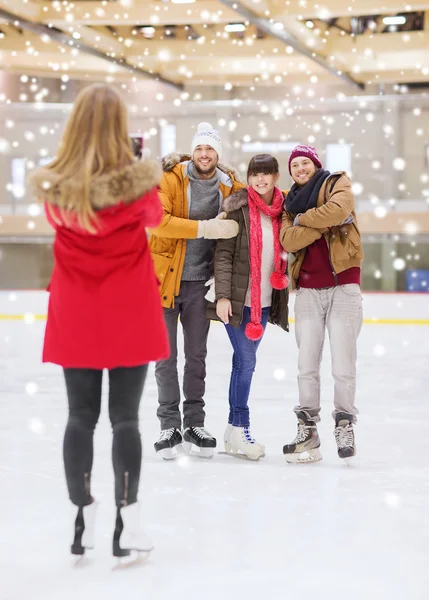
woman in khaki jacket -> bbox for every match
[207,154,289,460]
[280,145,364,464]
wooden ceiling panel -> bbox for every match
[0,0,428,90]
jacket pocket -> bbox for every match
[340,283,361,297]
[340,223,360,248]
[154,253,174,292]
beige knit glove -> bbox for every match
[197,212,239,239]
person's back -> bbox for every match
[31,159,166,368]
[29,83,168,559]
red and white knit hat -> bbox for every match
[288,145,322,174]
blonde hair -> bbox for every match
[45,84,134,231]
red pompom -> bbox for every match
[270,272,289,290]
[245,321,264,341]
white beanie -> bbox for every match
[191,122,223,160]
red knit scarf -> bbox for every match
[246,185,288,341]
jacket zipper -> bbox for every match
[323,174,338,287]
[172,168,187,306]
[326,230,338,286]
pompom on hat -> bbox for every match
[191,122,223,160]
[288,144,322,175]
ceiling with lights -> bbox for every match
[0,0,429,93]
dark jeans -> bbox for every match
[63,365,148,508]
[155,280,210,430]
[225,306,270,427]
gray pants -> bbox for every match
[155,280,210,430]
[294,284,363,423]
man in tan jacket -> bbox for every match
[149,122,243,459]
[280,145,364,463]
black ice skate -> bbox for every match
[154,428,183,460]
[183,426,217,458]
[283,411,322,463]
[334,413,356,460]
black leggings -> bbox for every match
[63,365,148,508]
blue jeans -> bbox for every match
[224,306,270,427]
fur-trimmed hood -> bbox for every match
[222,187,288,213]
[162,152,242,182]
[28,159,162,210]
[222,187,249,213]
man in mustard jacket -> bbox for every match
[149,122,244,459]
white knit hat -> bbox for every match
[191,122,223,160]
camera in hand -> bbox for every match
[130,135,143,159]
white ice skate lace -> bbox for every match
[294,423,310,444]
[334,424,354,448]
[192,427,213,440]
[159,428,175,442]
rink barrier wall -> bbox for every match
[0,291,428,324]
[1,315,429,324]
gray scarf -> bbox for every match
[181,161,222,282]
[187,161,221,205]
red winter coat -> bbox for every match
[30,161,169,369]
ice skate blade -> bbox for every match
[230,445,264,460]
[183,441,214,459]
[157,444,184,461]
[72,555,93,569]
[285,448,322,463]
[113,536,153,557]
[219,450,263,462]
[112,549,152,570]
[224,440,265,460]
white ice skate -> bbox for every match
[114,502,153,558]
[224,424,265,457]
[71,500,98,555]
[224,423,233,452]
[227,426,265,460]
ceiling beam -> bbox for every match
[126,37,324,60]
[36,0,239,27]
[246,0,429,19]
[216,0,364,89]
[5,48,427,87]
[327,29,429,55]
[0,0,39,21]
[8,0,427,27]
[0,7,183,90]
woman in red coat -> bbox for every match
[29,83,169,559]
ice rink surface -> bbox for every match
[1,292,429,599]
